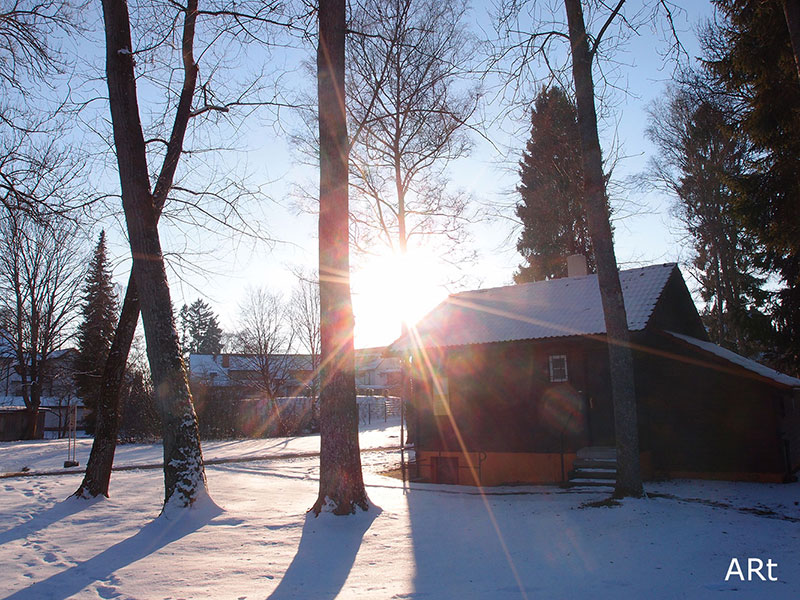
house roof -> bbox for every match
[666,332,800,389]
[390,263,678,351]
[0,396,83,408]
[189,353,314,385]
[0,347,76,361]
[0,338,14,359]
[50,348,77,360]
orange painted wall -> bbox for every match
[416,450,577,486]
[414,450,785,486]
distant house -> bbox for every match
[1,347,78,399]
[189,350,402,398]
[188,350,401,437]
[355,348,402,396]
[0,338,14,397]
[390,262,800,486]
[189,353,315,398]
[0,348,84,440]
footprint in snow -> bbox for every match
[96,585,121,599]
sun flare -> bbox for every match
[351,247,448,348]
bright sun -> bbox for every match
[351,247,447,348]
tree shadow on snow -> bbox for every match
[0,496,101,548]
[267,505,381,600]
[2,499,223,600]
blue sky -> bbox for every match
[87,0,716,349]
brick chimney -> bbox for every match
[567,254,588,277]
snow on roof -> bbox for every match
[189,354,314,379]
[391,263,677,350]
[189,354,224,376]
[666,332,800,388]
[0,338,14,358]
[0,396,83,408]
[0,347,76,363]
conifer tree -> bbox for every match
[646,84,771,355]
[74,231,119,432]
[703,0,800,374]
[514,86,598,283]
[179,299,223,359]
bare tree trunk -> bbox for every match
[74,277,139,498]
[75,0,202,502]
[25,366,42,439]
[312,0,369,516]
[101,0,206,508]
[783,0,800,82]
[563,0,643,498]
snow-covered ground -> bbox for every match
[0,418,403,476]
[1,419,799,599]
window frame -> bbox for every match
[548,354,569,383]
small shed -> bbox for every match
[391,263,800,486]
[0,407,44,441]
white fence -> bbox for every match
[253,394,402,432]
[357,395,401,425]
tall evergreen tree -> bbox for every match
[514,86,598,283]
[74,231,119,432]
[647,84,771,355]
[179,299,223,358]
[703,0,800,374]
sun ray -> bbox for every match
[405,322,530,600]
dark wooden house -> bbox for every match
[390,263,800,486]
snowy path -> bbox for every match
[0,418,404,477]
[0,446,403,480]
[1,420,799,599]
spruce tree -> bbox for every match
[646,84,771,356]
[74,231,119,432]
[703,0,800,374]
[514,86,599,283]
[179,299,223,358]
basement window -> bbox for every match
[549,355,569,383]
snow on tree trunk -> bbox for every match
[563,0,643,498]
[101,0,207,508]
[312,0,369,516]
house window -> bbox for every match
[549,355,568,383]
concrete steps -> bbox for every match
[564,447,617,491]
